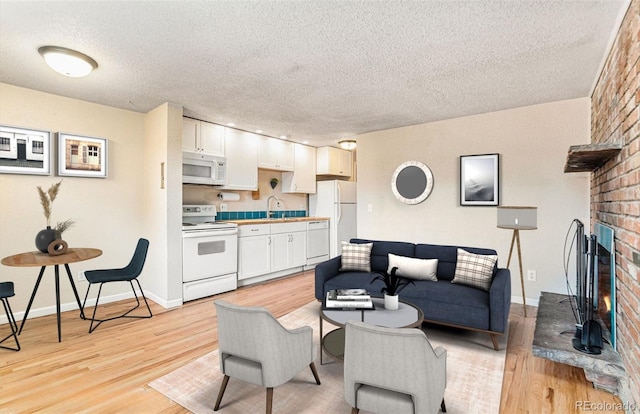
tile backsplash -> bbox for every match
[217,210,307,221]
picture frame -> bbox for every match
[58,132,108,178]
[460,153,499,206]
[0,124,51,175]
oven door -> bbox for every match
[182,229,238,283]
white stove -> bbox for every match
[182,205,237,231]
[182,205,238,302]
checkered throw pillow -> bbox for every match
[451,248,498,291]
[340,241,373,272]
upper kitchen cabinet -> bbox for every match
[182,117,225,156]
[316,146,352,177]
[258,137,294,171]
[282,143,317,193]
[222,128,258,190]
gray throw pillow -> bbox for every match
[451,248,498,291]
[340,241,373,272]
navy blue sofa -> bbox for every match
[315,238,511,350]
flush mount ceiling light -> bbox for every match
[338,139,357,150]
[38,46,98,77]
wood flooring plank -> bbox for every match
[0,270,624,413]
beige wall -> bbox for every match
[356,98,591,305]
[0,83,147,317]
[143,103,184,307]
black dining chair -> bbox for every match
[81,238,152,333]
[0,281,20,351]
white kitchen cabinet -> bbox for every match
[282,144,317,193]
[270,222,307,272]
[238,224,270,280]
[316,146,353,177]
[182,117,225,156]
[237,222,308,283]
[223,128,258,190]
[258,137,294,171]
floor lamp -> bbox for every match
[497,206,537,317]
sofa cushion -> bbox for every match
[350,239,415,273]
[400,280,491,330]
[451,248,498,291]
[324,272,386,295]
[414,244,498,281]
[340,241,373,272]
[387,253,438,281]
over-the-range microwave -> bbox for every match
[182,151,226,186]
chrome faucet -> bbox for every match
[267,195,280,219]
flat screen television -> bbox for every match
[594,222,616,349]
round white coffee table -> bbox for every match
[319,297,424,364]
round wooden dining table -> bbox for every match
[1,248,102,342]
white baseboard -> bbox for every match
[144,291,182,309]
[0,290,142,325]
[512,295,539,308]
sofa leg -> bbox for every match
[489,333,500,351]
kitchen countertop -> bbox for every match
[224,217,330,225]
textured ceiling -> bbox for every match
[0,1,630,147]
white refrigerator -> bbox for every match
[309,180,357,258]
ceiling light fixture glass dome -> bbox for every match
[338,139,357,150]
[38,46,98,78]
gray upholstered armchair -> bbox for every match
[344,320,447,414]
[213,300,321,413]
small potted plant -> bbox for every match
[371,266,414,310]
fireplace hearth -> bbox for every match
[533,292,626,395]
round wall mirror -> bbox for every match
[391,161,434,204]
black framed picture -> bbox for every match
[0,124,51,175]
[460,153,499,206]
[58,132,108,178]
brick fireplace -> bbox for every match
[590,0,639,409]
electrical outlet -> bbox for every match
[527,270,536,282]
[220,203,228,211]
[368,204,373,213]
[78,271,86,282]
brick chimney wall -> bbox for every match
[590,0,639,406]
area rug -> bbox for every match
[150,301,507,413]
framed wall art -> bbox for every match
[460,153,499,206]
[58,132,108,178]
[0,124,51,175]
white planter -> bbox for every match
[384,293,399,310]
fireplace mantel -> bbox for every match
[564,142,622,172]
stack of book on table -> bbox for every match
[325,289,374,310]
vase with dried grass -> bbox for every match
[35,180,74,254]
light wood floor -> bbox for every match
[0,271,623,413]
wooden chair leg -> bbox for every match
[489,333,500,351]
[441,398,447,412]
[214,375,229,411]
[309,362,321,385]
[351,408,359,414]
[266,387,273,414]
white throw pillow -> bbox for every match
[451,248,498,291]
[340,241,373,272]
[387,253,438,281]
